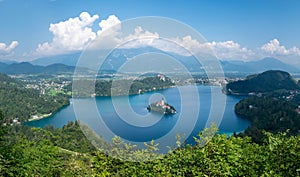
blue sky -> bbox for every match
[1,0,300,64]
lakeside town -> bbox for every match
[6,71,300,127]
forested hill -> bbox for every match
[0,73,69,123]
[235,96,300,143]
[0,121,299,176]
[225,70,300,95]
[0,62,90,75]
[72,74,175,97]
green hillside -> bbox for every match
[235,96,300,143]
[0,122,299,176]
[0,73,69,122]
[225,70,299,95]
[72,75,175,97]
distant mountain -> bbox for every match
[3,62,44,74]
[0,62,8,71]
[44,63,75,73]
[30,47,204,72]
[31,52,81,66]
[30,50,300,74]
[0,62,90,75]
[225,70,300,95]
[0,59,17,65]
[221,57,300,73]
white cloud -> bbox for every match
[151,37,254,59]
[88,15,122,50]
[33,12,300,65]
[97,15,121,36]
[258,38,300,65]
[126,34,254,60]
[104,26,255,60]
[261,38,300,56]
[120,26,159,48]
[119,27,200,56]
[33,12,255,60]
[199,41,254,60]
[36,12,99,56]
[165,35,204,56]
[0,41,19,56]
[36,13,124,56]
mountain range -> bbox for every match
[30,52,81,66]
[1,48,299,74]
[0,62,85,75]
[220,57,300,73]
[29,48,300,73]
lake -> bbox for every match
[26,85,250,149]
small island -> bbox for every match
[147,98,176,115]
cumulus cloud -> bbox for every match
[163,35,204,56]
[97,15,121,35]
[202,41,254,60]
[36,12,99,56]
[120,30,204,56]
[36,13,124,56]
[126,35,254,59]
[34,12,255,60]
[34,12,300,65]
[261,38,300,56]
[120,26,159,48]
[119,28,201,56]
[0,41,19,56]
[88,15,122,49]
[148,37,254,59]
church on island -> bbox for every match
[147,98,176,115]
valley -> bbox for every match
[1,1,300,176]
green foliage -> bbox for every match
[262,131,300,176]
[0,73,69,122]
[235,96,300,143]
[129,76,174,95]
[49,121,96,153]
[0,137,92,176]
[1,122,299,176]
[226,70,299,94]
[0,122,93,176]
[73,75,175,97]
[0,109,4,126]
[5,121,95,153]
[91,130,299,177]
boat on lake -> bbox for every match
[147,98,176,115]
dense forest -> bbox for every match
[1,73,173,122]
[72,75,175,97]
[225,70,300,94]
[230,71,300,143]
[235,96,300,143]
[0,116,299,176]
[0,73,69,122]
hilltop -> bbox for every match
[225,70,300,95]
[0,62,91,75]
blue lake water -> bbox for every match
[26,85,250,147]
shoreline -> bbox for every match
[28,113,53,122]
[27,102,70,122]
[26,84,237,123]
